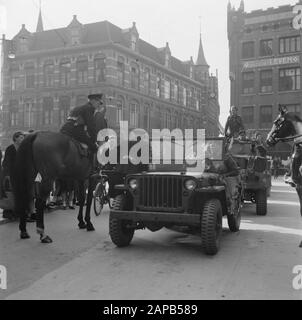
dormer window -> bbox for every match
[19,37,28,52]
[165,53,170,68]
[189,65,193,79]
[71,28,80,45]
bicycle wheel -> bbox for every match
[93,182,105,216]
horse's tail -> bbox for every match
[12,133,38,225]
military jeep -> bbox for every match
[228,139,271,216]
[109,137,242,255]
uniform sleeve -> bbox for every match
[84,106,97,141]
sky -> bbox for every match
[0,0,300,126]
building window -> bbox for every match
[76,95,87,107]
[130,63,139,90]
[95,55,106,82]
[23,101,34,128]
[11,75,19,91]
[25,66,35,89]
[71,28,80,45]
[10,111,19,127]
[116,99,123,123]
[260,69,273,93]
[130,102,139,127]
[279,36,301,54]
[165,53,170,68]
[279,67,301,91]
[44,62,54,87]
[280,104,300,117]
[156,73,161,98]
[43,97,54,125]
[117,57,125,87]
[242,106,254,124]
[260,39,273,56]
[143,68,150,95]
[242,72,255,94]
[77,58,88,84]
[59,96,71,125]
[60,60,71,86]
[164,78,171,100]
[260,105,272,129]
[183,87,187,106]
[242,41,255,59]
[143,104,150,130]
[131,34,137,51]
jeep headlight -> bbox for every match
[129,178,138,190]
[185,179,197,191]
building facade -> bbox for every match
[227,1,302,157]
[0,12,220,147]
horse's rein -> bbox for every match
[275,134,302,143]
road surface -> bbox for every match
[0,178,301,300]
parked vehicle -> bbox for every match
[109,137,243,255]
[229,139,271,216]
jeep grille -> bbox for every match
[138,176,183,211]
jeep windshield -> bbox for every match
[149,138,224,172]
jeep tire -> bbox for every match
[201,199,223,255]
[256,189,267,216]
[109,194,134,247]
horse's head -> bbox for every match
[266,106,296,146]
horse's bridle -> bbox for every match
[270,114,302,144]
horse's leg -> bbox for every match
[35,181,53,244]
[85,176,95,232]
[77,180,86,229]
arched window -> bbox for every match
[60,59,71,86]
[77,56,88,84]
[25,62,35,89]
[24,100,34,128]
[129,101,139,127]
[59,96,71,124]
[43,97,54,125]
[44,60,54,87]
[144,68,150,95]
[9,100,19,127]
[130,62,140,90]
[116,96,124,124]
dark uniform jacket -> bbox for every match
[225,115,245,137]
[68,102,97,141]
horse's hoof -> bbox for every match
[86,223,95,232]
[40,235,53,244]
[20,232,30,240]
[78,222,87,229]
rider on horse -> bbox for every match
[60,93,107,153]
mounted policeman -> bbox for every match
[224,106,246,139]
[60,93,107,153]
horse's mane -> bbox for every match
[286,112,302,123]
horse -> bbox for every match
[12,113,107,243]
[266,106,302,247]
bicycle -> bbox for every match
[93,172,112,216]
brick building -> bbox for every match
[0,11,220,147]
[227,1,302,157]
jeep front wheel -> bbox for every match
[201,199,223,255]
[109,194,134,247]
